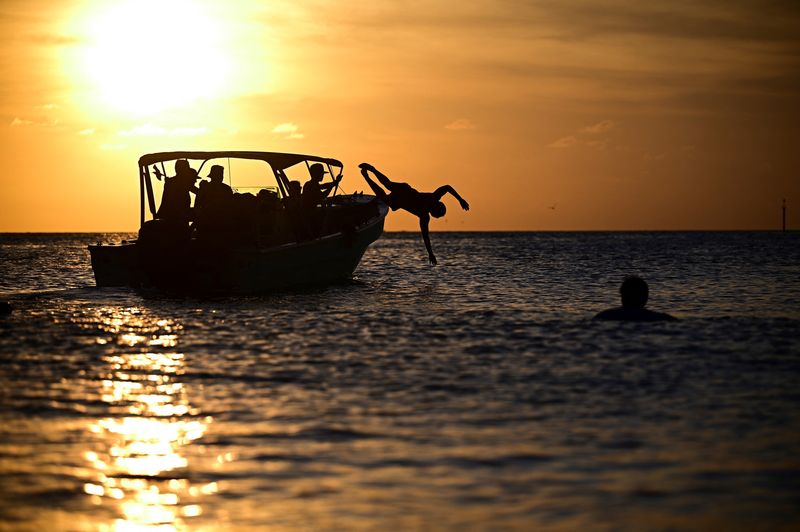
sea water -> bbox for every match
[1,232,799,530]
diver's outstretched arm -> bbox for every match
[433,185,469,211]
[361,172,388,200]
[359,163,398,191]
[420,215,437,265]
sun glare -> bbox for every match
[79,0,230,115]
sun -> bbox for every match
[78,0,230,116]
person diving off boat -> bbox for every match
[359,162,469,265]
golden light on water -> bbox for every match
[83,309,214,530]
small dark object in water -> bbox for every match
[594,276,677,322]
[0,301,12,315]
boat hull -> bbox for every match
[89,198,387,293]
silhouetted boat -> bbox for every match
[89,151,388,293]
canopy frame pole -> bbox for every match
[143,165,157,219]
[274,169,290,198]
[139,165,145,228]
[327,162,341,196]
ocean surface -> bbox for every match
[1,231,799,531]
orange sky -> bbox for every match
[1,0,798,231]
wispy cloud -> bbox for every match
[170,127,208,136]
[118,124,207,137]
[272,122,304,139]
[29,33,82,46]
[10,116,58,127]
[585,139,608,149]
[548,135,578,149]
[10,117,35,127]
[549,119,617,149]
[445,118,477,131]
[78,128,95,136]
[100,143,128,151]
[581,120,616,134]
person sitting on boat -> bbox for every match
[284,180,303,210]
[195,165,233,212]
[156,159,199,226]
[256,189,282,244]
[283,180,308,241]
[359,162,469,265]
[593,276,678,321]
[194,164,233,238]
[302,163,341,209]
[302,163,342,237]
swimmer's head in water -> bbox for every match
[620,276,648,309]
[430,201,446,218]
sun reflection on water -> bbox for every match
[83,308,214,531]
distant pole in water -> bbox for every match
[783,198,786,232]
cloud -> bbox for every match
[29,33,82,46]
[272,122,305,139]
[548,136,578,149]
[549,119,617,148]
[10,116,58,127]
[538,2,800,43]
[78,128,95,136]
[119,124,166,136]
[10,117,35,126]
[585,139,608,150]
[170,127,208,136]
[581,120,616,134]
[118,124,207,137]
[100,143,128,151]
[281,1,800,45]
[642,151,667,162]
[445,118,477,131]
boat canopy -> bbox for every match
[138,151,342,172]
[136,150,345,226]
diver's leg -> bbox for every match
[370,167,403,192]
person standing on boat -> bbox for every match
[284,180,308,241]
[359,162,469,265]
[302,163,342,237]
[156,159,199,226]
[302,163,341,208]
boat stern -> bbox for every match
[88,242,140,287]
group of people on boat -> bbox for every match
[154,160,342,245]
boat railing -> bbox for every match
[232,186,279,195]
